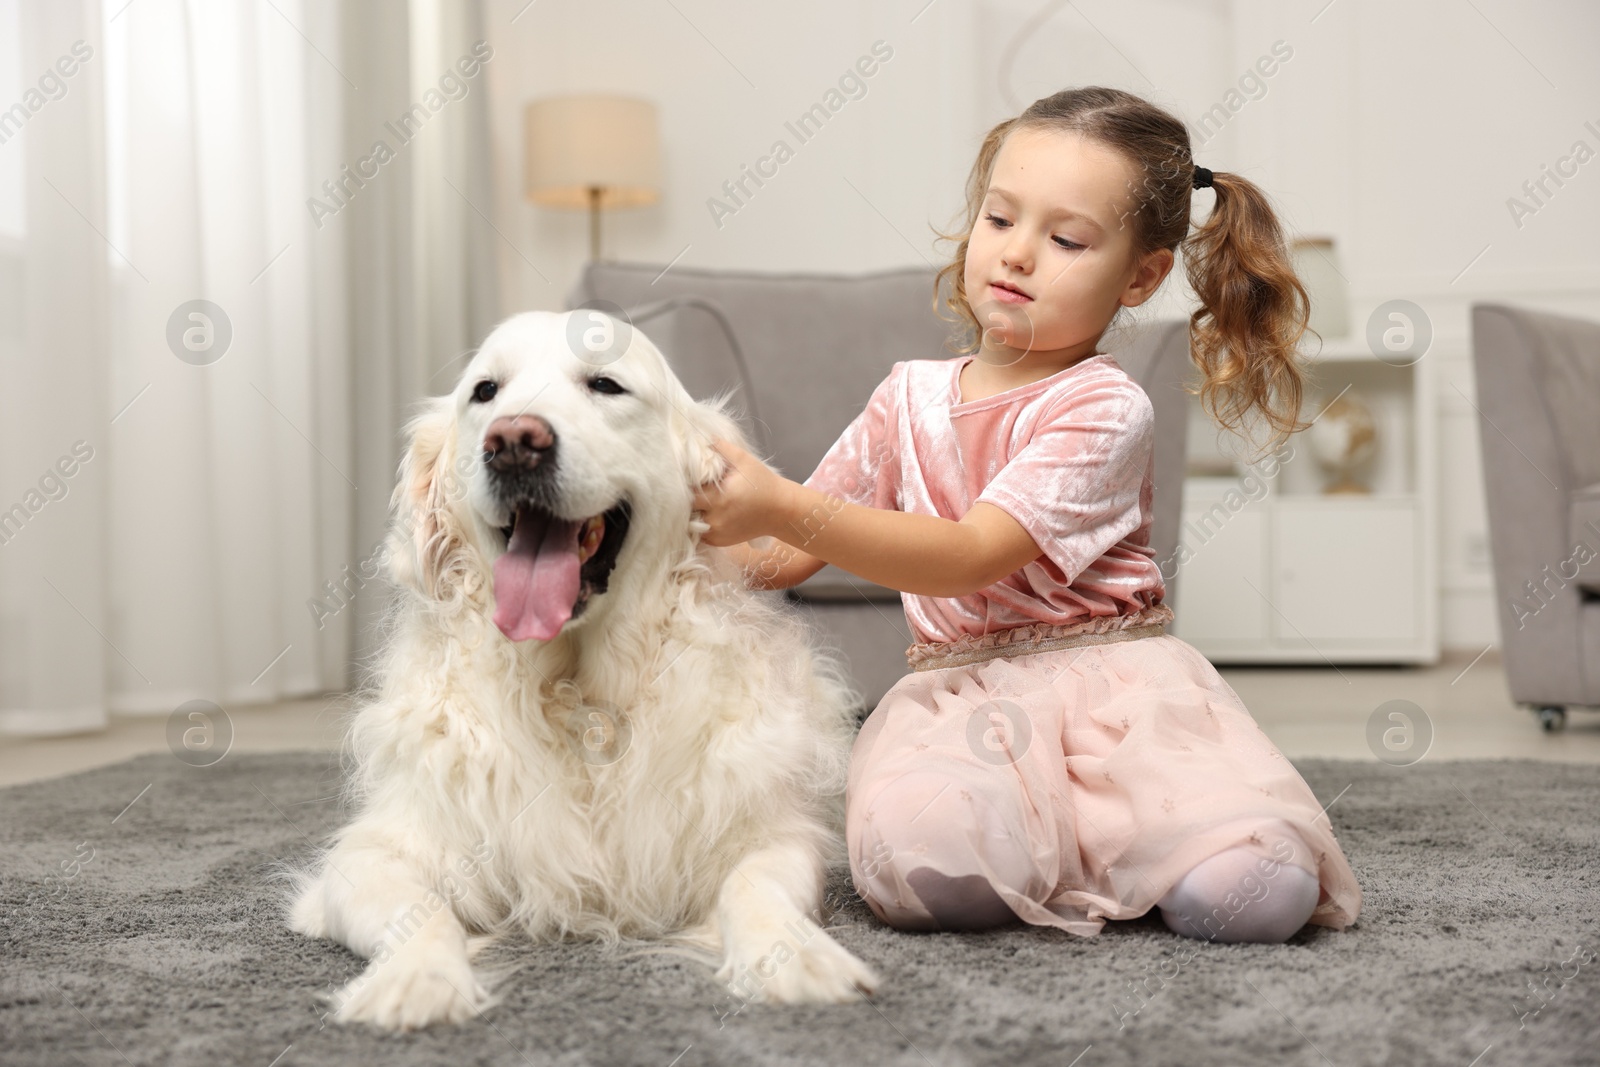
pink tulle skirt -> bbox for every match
[845,624,1363,936]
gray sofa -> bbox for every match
[567,261,1194,710]
[1470,303,1600,730]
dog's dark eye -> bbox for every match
[471,379,498,404]
[587,376,627,396]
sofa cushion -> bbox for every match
[788,563,902,604]
[1571,482,1600,595]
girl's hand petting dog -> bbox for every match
[691,438,796,547]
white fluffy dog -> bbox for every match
[287,310,881,1030]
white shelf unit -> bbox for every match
[1168,335,1440,665]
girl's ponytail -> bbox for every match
[1183,171,1314,455]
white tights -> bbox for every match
[1152,838,1323,943]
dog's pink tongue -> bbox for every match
[492,506,584,642]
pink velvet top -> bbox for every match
[802,352,1170,650]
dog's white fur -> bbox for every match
[286,310,879,1030]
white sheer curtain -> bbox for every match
[0,0,114,734]
[0,0,498,737]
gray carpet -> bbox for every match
[3,751,1598,1067]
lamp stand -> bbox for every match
[587,185,603,262]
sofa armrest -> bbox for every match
[1571,482,1600,595]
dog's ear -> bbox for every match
[386,395,473,602]
[669,386,758,492]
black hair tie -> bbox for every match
[1192,165,1214,190]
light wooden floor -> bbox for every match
[1,648,1596,787]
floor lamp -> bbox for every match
[524,94,661,262]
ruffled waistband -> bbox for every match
[905,603,1176,672]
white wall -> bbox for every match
[483,0,1600,650]
[0,0,24,240]
[483,0,976,299]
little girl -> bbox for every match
[691,86,1361,943]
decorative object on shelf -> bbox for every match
[524,94,661,262]
[1307,387,1377,494]
[1290,236,1350,341]
[1174,319,1436,665]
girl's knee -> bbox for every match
[1157,837,1321,944]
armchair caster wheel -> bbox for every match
[1536,706,1566,732]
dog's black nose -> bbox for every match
[484,414,556,473]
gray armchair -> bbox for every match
[567,261,1194,710]
[1470,303,1600,730]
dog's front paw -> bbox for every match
[287,880,327,939]
[718,924,881,1005]
[331,944,489,1031]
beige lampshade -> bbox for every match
[523,94,661,209]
